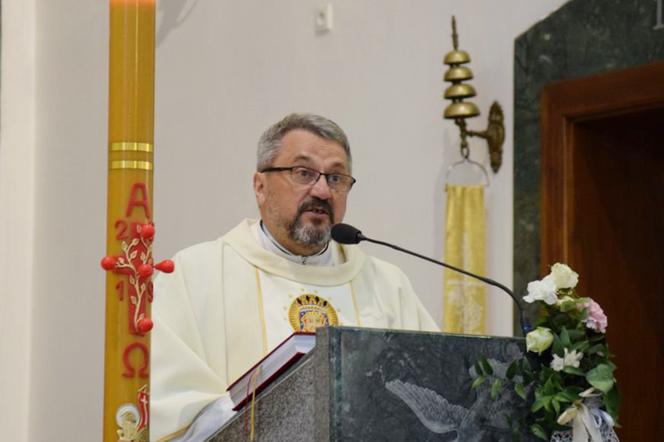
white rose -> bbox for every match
[525,327,554,354]
[524,276,558,305]
[549,263,579,289]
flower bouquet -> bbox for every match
[476,264,620,441]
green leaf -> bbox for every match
[551,334,563,356]
[491,378,503,400]
[562,366,585,376]
[589,333,605,343]
[586,343,605,355]
[554,392,574,403]
[531,394,550,412]
[552,398,560,415]
[481,358,494,375]
[586,363,615,393]
[471,375,486,390]
[530,423,548,440]
[521,357,532,373]
[474,360,484,376]
[560,327,571,348]
[567,328,585,340]
[572,340,590,352]
[515,382,527,400]
[542,371,558,391]
[543,398,553,413]
[605,385,621,422]
[506,361,517,380]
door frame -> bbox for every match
[540,61,664,267]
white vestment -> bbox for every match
[151,219,438,441]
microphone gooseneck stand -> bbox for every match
[331,223,530,336]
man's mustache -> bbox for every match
[296,198,334,221]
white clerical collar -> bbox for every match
[254,220,335,266]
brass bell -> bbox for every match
[444,66,473,82]
[443,50,470,65]
[444,83,476,100]
[443,102,480,119]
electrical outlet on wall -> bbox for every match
[315,4,333,33]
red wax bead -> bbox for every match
[101,256,117,270]
[138,264,154,278]
[155,259,175,273]
[138,318,153,333]
[140,223,155,240]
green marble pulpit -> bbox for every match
[209,326,536,442]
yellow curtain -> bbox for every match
[443,185,487,334]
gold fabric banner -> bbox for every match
[443,185,487,334]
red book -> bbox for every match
[226,332,315,410]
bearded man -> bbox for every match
[151,113,438,441]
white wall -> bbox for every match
[0,2,37,441]
[0,1,566,440]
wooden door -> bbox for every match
[541,62,664,440]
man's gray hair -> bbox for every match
[257,113,351,172]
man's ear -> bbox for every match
[253,172,267,206]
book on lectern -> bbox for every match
[226,332,316,410]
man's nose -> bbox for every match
[309,174,332,199]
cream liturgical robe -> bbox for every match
[151,219,438,441]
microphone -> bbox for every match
[331,223,530,335]
[330,222,365,244]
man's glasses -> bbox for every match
[260,166,357,193]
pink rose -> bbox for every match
[584,299,608,333]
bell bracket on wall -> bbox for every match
[443,17,505,173]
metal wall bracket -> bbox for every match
[465,102,505,173]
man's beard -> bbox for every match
[287,198,334,249]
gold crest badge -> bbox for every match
[288,293,338,332]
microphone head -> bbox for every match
[331,223,365,244]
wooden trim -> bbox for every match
[539,61,664,272]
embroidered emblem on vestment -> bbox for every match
[288,293,338,332]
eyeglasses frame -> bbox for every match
[260,165,357,192]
